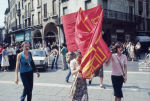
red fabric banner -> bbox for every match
[75,8,111,78]
[62,5,102,52]
[62,5,111,78]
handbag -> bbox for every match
[115,55,126,83]
[29,52,37,72]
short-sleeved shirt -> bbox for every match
[2,49,8,56]
[7,48,13,55]
[70,59,82,78]
[61,47,67,57]
[111,53,127,76]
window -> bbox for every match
[37,0,40,6]
[53,0,57,15]
[10,12,12,21]
[22,0,24,9]
[25,5,27,17]
[38,12,41,24]
[129,6,133,14]
[13,7,16,18]
[103,0,107,9]
[146,0,149,16]
[32,14,34,26]
[63,7,68,15]
[22,15,24,27]
[44,3,47,18]
[32,0,34,9]
[85,0,93,10]
[147,19,150,31]
[28,3,31,17]
[28,18,31,26]
[18,2,20,9]
[138,0,143,15]
[25,19,27,27]
[15,4,17,11]
[61,0,68,3]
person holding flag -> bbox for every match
[70,52,88,101]
[106,42,127,101]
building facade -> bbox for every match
[4,0,150,47]
[60,0,150,45]
[0,27,4,43]
[4,0,61,48]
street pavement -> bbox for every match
[0,55,150,101]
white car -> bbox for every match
[30,49,48,71]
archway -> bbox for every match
[44,22,58,47]
[33,30,42,49]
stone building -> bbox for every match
[0,27,5,43]
[4,0,150,47]
[60,0,150,45]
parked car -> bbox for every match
[30,49,48,71]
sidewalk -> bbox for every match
[0,70,149,101]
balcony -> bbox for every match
[11,24,25,32]
[103,9,135,22]
[127,0,135,2]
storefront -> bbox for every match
[15,32,24,42]
[25,30,31,42]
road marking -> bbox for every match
[104,71,150,74]
[0,80,147,92]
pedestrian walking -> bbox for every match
[7,44,13,69]
[135,42,141,60]
[51,42,59,69]
[50,48,58,69]
[145,47,150,63]
[70,52,88,101]
[0,44,3,70]
[106,42,127,101]
[61,44,68,70]
[12,44,17,68]
[15,42,40,101]
[126,42,131,60]
[65,52,76,83]
[1,45,9,72]
[89,65,104,88]
[130,43,135,62]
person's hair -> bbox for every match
[3,45,7,49]
[111,42,123,53]
[21,41,29,47]
[75,51,82,58]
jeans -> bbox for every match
[62,56,68,70]
[20,71,33,101]
[51,56,58,69]
[65,67,71,81]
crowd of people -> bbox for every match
[0,42,22,72]
[0,41,61,72]
[110,41,143,62]
[0,41,150,101]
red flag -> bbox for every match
[62,5,102,52]
[75,8,111,78]
[62,12,78,52]
[62,5,111,78]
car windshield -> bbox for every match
[137,32,150,36]
[31,50,45,57]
